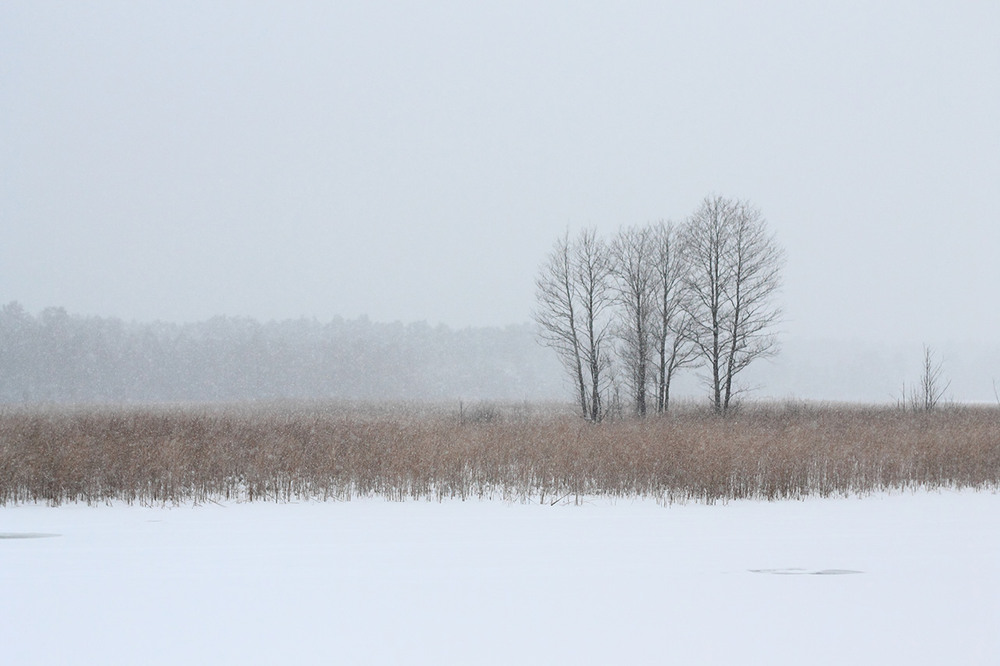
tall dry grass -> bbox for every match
[1,402,998,505]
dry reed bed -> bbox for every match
[1,403,998,505]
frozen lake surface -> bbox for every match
[2,490,998,665]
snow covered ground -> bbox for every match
[2,490,998,665]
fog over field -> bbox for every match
[3,2,999,404]
[2,305,1000,404]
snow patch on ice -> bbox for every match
[750,567,864,575]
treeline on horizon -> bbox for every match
[0,302,562,404]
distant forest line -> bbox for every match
[3,302,999,406]
[0,302,563,404]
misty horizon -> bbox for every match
[3,299,999,405]
[3,2,999,411]
[3,3,998,348]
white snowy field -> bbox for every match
[2,490,998,665]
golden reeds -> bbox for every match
[1,402,997,505]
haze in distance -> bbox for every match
[2,2,998,402]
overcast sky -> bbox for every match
[3,2,998,348]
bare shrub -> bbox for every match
[911,345,950,412]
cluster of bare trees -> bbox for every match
[534,195,784,420]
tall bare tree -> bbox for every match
[682,196,783,413]
[533,229,613,421]
[534,231,587,418]
[611,225,657,417]
[650,221,698,413]
[574,228,615,421]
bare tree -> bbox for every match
[534,231,587,418]
[574,228,615,421]
[611,225,657,417]
[681,195,783,413]
[533,229,613,421]
[912,345,950,412]
[650,221,698,413]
